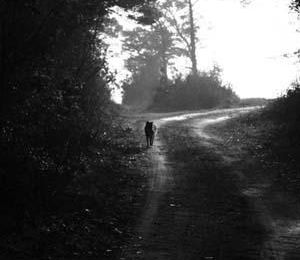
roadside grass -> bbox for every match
[208,109,300,213]
[155,122,265,259]
[0,120,149,260]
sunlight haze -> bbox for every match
[108,0,300,102]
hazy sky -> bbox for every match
[107,0,300,102]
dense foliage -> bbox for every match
[122,23,177,109]
[231,83,300,202]
[265,83,300,137]
[150,70,240,111]
[0,0,154,258]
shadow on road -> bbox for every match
[122,107,290,260]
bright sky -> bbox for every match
[107,0,300,103]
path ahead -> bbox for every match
[122,107,299,260]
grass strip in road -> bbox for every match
[207,110,300,257]
[138,120,266,259]
[207,110,300,213]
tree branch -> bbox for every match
[165,8,192,58]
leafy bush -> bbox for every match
[266,82,300,123]
[149,71,239,111]
[0,0,155,237]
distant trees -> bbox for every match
[150,67,240,111]
[122,29,160,109]
[158,0,200,76]
[160,0,199,75]
[121,1,239,111]
[121,0,203,109]
[123,24,176,83]
[121,26,161,109]
[122,6,181,109]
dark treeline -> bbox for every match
[264,82,300,141]
[122,50,240,111]
[149,71,239,112]
[123,71,239,112]
[0,0,154,258]
[238,82,300,201]
[122,62,239,111]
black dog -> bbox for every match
[144,121,157,147]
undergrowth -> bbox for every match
[0,121,148,260]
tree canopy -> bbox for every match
[0,0,156,257]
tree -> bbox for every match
[121,17,181,108]
[187,0,198,75]
[0,0,157,238]
[122,26,163,108]
[159,0,199,75]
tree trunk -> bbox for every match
[160,34,168,86]
[188,0,197,75]
[157,23,168,86]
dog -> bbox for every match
[144,121,157,147]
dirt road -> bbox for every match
[121,107,299,260]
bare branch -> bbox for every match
[165,8,192,58]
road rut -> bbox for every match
[121,107,299,259]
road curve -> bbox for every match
[122,107,269,259]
